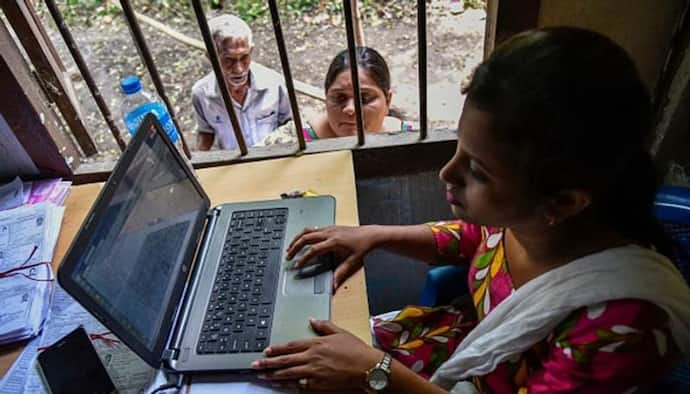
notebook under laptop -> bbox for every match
[58,114,335,372]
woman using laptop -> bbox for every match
[251,28,690,392]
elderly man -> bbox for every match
[192,15,292,150]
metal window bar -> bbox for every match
[44,0,127,152]
[1,1,98,157]
[23,0,436,170]
[268,0,306,150]
[190,0,248,156]
[417,0,428,140]
[343,0,366,146]
[118,0,192,159]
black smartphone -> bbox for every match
[37,326,116,394]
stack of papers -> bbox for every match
[0,177,70,345]
[0,177,71,211]
[0,286,155,394]
[23,178,71,207]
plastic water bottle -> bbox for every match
[119,75,186,157]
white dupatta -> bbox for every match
[430,245,690,392]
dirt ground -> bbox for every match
[35,1,485,162]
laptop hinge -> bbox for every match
[165,206,222,357]
[162,348,178,362]
[207,208,219,219]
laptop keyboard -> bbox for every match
[197,208,288,354]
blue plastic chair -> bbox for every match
[419,264,469,307]
[653,186,690,392]
[419,186,690,390]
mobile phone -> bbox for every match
[37,326,116,394]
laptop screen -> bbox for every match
[69,122,207,351]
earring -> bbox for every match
[547,217,557,226]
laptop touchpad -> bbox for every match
[284,253,334,295]
[285,273,314,295]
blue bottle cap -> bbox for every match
[120,75,142,95]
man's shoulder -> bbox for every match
[192,72,217,99]
[251,65,287,92]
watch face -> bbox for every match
[368,369,389,391]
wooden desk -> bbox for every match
[0,150,371,379]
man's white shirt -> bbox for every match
[192,68,292,149]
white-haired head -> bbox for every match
[209,14,254,48]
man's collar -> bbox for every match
[249,68,272,91]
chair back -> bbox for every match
[654,186,690,393]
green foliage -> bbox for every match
[230,0,269,21]
[52,0,327,24]
[60,0,119,22]
[46,0,428,25]
[464,0,486,10]
[283,0,322,14]
[227,0,323,21]
[208,0,326,22]
[64,0,114,14]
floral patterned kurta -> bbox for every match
[372,221,680,393]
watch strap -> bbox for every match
[378,352,392,374]
[365,352,393,392]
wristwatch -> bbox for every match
[365,352,392,392]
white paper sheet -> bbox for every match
[47,182,71,206]
[25,179,62,205]
[0,278,50,343]
[0,203,60,344]
[189,382,297,394]
[0,337,39,394]
[22,286,156,394]
[0,203,61,271]
[19,179,71,207]
[187,375,298,394]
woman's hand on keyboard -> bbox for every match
[252,318,381,391]
[286,225,382,291]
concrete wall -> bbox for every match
[655,47,690,184]
[538,0,685,91]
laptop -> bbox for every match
[58,114,336,372]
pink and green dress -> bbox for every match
[372,220,680,393]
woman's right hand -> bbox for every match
[286,225,381,290]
